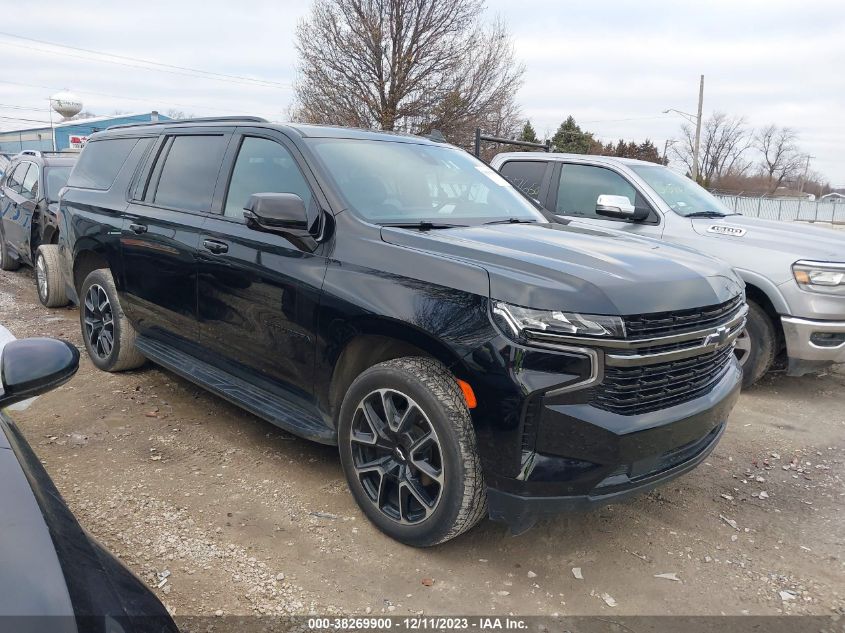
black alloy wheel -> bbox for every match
[349,388,444,524]
[83,283,115,360]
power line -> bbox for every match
[0,31,291,89]
[0,114,52,124]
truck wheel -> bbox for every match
[735,299,776,388]
[35,245,69,308]
[79,268,146,372]
[338,357,487,547]
[0,230,19,271]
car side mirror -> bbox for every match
[0,338,79,407]
[595,194,649,222]
[243,193,317,252]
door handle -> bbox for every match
[202,238,229,254]
[129,223,148,234]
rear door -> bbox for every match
[0,162,26,254]
[196,128,329,401]
[1,161,38,264]
[121,130,231,350]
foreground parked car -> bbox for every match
[0,326,178,632]
[59,117,745,545]
[0,150,76,307]
[493,152,845,387]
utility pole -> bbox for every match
[798,154,814,194]
[692,74,704,183]
[662,139,676,164]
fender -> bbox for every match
[733,267,791,315]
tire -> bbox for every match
[734,299,776,388]
[35,245,70,308]
[79,268,146,372]
[338,357,487,547]
[0,228,19,271]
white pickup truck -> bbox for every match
[492,152,845,387]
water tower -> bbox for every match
[49,90,83,120]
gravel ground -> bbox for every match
[1,266,843,618]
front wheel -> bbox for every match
[79,268,146,372]
[734,299,776,388]
[338,357,487,547]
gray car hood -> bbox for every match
[691,216,845,262]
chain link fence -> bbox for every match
[713,194,845,224]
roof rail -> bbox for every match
[106,116,269,131]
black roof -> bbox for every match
[99,116,445,146]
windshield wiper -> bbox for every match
[684,211,737,218]
[379,221,468,230]
[483,218,538,225]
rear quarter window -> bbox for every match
[68,138,140,190]
[498,160,547,198]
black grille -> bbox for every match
[623,295,743,339]
[592,344,735,415]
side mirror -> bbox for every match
[595,194,649,222]
[0,338,80,407]
[243,193,317,252]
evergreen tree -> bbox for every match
[552,116,594,154]
[520,120,539,144]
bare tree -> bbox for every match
[292,0,524,149]
[754,124,803,193]
[672,112,751,186]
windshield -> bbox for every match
[45,166,72,202]
[630,164,733,217]
[308,139,547,226]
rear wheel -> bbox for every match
[0,229,19,271]
[35,245,69,308]
[735,299,776,388]
[338,357,487,547]
[79,268,146,372]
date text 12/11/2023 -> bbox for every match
[307,617,529,630]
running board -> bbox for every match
[135,336,336,445]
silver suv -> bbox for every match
[492,152,845,387]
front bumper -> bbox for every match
[781,316,845,375]
[486,361,741,533]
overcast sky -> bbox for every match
[2,0,843,184]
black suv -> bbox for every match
[0,150,76,307]
[59,117,745,546]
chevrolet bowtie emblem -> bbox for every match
[704,326,729,348]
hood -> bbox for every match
[381,222,742,315]
[691,216,845,261]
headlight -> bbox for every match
[792,261,845,295]
[492,300,625,342]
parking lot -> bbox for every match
[1,266,842,618]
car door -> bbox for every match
[197,129,329,402]
[1,162,34,262]
[121,130,232,351]
[548,161,663,238]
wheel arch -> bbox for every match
[326,319,471,426]
[72,244,116,295]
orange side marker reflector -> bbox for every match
[456,379,477,409]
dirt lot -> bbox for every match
[1,266,843,618]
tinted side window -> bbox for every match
[556,164,637,219]
[7,163,28,193]
[223,137,313,220]
[21,163,39,200]
[499,160,546,198]
[153,135,227,212]
[68,138,139,190]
